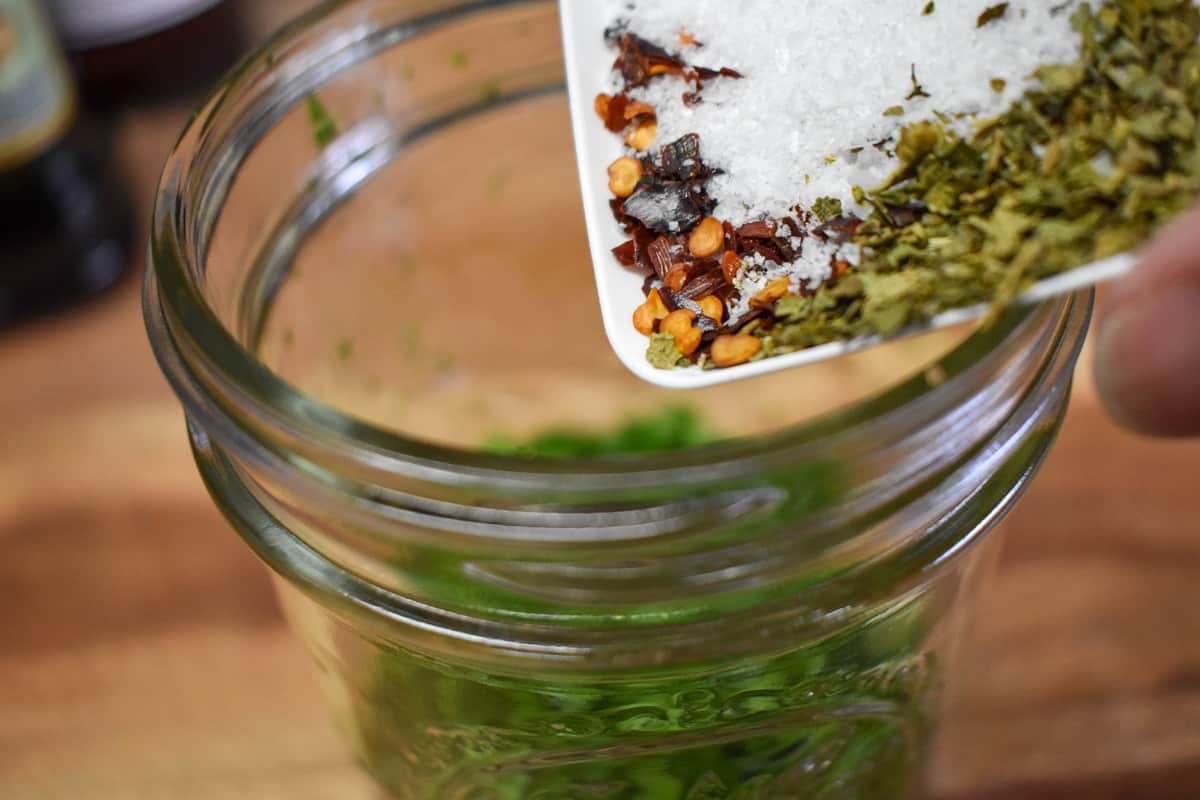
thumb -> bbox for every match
[1093,206,1200,437]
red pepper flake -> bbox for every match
[613,33,742,98]
[679,267,727,301]
[612,239,638,268]
[614,34,688,86]
[623,99,656,122]
[603,94,630,132]
[664,263,691,292]
[735,221,776,239]
[721,251,742,284]
[647,236,676,280]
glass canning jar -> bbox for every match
[144,1,1092,797]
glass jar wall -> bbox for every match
[145,2,1091,797]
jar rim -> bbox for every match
[144,0,1088,495]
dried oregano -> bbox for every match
[765,0,1200,350]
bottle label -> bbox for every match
[0,0,75,169]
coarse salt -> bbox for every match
[604,0,1089,225]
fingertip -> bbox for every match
[1093,284,1200,438]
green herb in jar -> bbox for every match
[350,411,932,799]
[485,405,720,457]
[304,93,339,149]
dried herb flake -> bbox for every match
[977,3,1009,28]
[812,197,844,223]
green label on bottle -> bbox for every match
[0,0,75,168]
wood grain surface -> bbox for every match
[3,3,1200,798]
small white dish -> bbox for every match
[559,0,1137,390]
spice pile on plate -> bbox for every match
[596,0,1200,370]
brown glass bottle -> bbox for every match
[0,0,129,327]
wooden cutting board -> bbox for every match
[2,3,1200,798]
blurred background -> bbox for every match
[1,1,1199,798]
